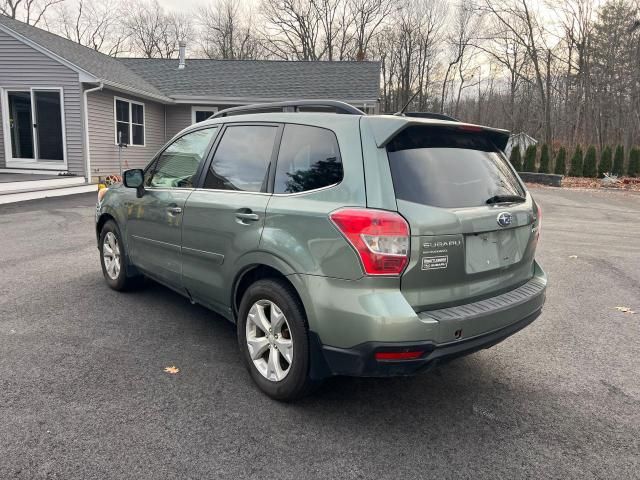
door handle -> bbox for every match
[167,206,182,215]
[235,212,259,221]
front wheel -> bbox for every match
[99,220,142,291]
[237,278,316,401]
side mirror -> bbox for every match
[123,169,145,198]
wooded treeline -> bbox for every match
[3,0,640,156]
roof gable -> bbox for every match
[0,15,169,101]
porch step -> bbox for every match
[0,175,85,193]
[0,182,97,205]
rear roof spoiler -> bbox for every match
[365,116,511,152]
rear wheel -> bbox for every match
[237,278,315,401]
[99,220,143,291]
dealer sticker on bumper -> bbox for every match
[422,255,449,270]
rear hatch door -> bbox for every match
[385,124,539,312]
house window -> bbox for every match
[115,98,145,146]
[192,106,218,124]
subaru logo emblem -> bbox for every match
[497,212,512,227]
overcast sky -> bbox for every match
[155,0,608,26]
[160,0,256,11]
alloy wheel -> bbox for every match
[245,299,293,382]
[102,232,121,280]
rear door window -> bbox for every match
[204,125,278,192]
[274,124,342,194]
[387,126,524,208]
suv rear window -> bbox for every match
[386,126,524,208]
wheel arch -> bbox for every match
[231,255,307,323]
[96,212,117,243]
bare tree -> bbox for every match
[124,0,192,58]
[413,0,447,111]
[479,0,553,144]
[440,2,482,113]
[157,11,192,58]
[54,0,127,55]
[312,0,352,60]
[260,0,323,60]
[350,0,391,60]
[197,0,262,59]
[374,0,446,113]
[1,0,65,26]
[473,12,530,131]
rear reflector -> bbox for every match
[329,208,409,276]
[375,351,423,361]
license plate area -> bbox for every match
[465,227,529,273]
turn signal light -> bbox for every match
[329,208,409,276]
[375,351,423,361]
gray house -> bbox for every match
[0,15,380,182]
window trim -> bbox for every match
[143,125,220,190]
[197,121,283,193]
[191,106,219,124]
[113,96,145,147]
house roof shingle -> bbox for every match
[0,15,380,104]
[119,58,380,102]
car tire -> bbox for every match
[99,220,143,291]
[237,278,317,401]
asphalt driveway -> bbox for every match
[0,188,638,479]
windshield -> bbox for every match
[386,126,524,208]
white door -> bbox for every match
[1,87,67,169]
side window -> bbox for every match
[115,98,145,146]
[274,124,342,194]
[147,127,217,188]
[204,125,277,192]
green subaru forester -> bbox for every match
[96,101,546,400]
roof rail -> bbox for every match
[211,100,365,118]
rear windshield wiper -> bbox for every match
[485,194,526,205]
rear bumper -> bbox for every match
[318,307,542,377]
[310,263,547,378]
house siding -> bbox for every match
[165,104,238,141]
[86,88,166,177]
[0,28,84,174]
[165,105,191,140]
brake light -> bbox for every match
[375,351,423,360]
[458,125,483,132]
[329,208,409,276]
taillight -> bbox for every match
[535,203,542,240]
[329,208,409,276]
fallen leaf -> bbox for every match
[568,255,578,259]
[164,365,180,374]
[614,307,636,314]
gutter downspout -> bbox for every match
[83,82,103,183]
